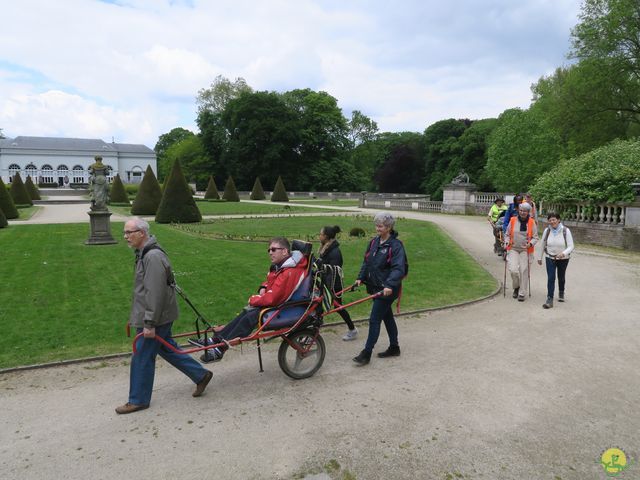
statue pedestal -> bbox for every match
[442,183,477,214]
[86,210,117,245]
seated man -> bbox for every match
[190,237,308,363]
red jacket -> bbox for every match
[248,252,308,307]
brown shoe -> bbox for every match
[115,402,149,414]
[192,370,213,397]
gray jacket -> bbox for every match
[129,236,178,329]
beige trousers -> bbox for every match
[507,249,531,296]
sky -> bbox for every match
[0,0,582,148]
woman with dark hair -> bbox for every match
[318,225,358,340]
[537,212,574,309]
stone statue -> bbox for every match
[451,170,470,185]
[89,156,109,211]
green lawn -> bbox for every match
[11,205,41,220]
[0,217,496,368]
[287,198,360,207]
[109,201,345,217]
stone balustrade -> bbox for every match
[540,202,626,225]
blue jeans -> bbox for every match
[129,322,209,406]
[545,257,569,298]
[364,297,398,353]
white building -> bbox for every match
[0,136,157,186]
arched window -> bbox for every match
[25,163,37,181]
[41,164,54,184]
[8,164,20,182]
[130,166,143,184]
[73,165,85,183]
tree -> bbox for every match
[155,159,202,223]
[0,178,18,219]
[221,176,240,202]
[486,108,564,193]
[530,138,640,203]
[220,91,300,189]
[154,127,195,172]
[10,172,32,206]
[131,165,162,215]
[374,132,425,193]
[250,177,266,200]
[570,0,640,126]
[204,176,220,200]
[196,75,253,115]
[109,174,129,203]
[348,110,379,148]
[24,175,41,201]
[455,118,499,191]
[162,135,209,190]
[270,176,289,202]
[0,205,7,228]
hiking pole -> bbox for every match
[503,251,507,298]
[527,252,532,298]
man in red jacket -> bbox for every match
[191,237,308,363]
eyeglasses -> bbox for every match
[123,229,140,236]
[267,247,285,253]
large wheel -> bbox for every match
[278,329,326,379]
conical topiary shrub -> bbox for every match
[155,159,202,223]
[222,176,240,202]
[250,177,266,200]
[0,205,7,228]
[270,176,289,202]
[204,175,220,200]
[0,178,18,219]
[25,176,41,201]
[131,165,162,215]
[109,174,129,204]
[10,172,32,206]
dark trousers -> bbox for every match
[335,298,355,330]
[364,297,398,353]
[217,307,260,341]
[545,257,569,298]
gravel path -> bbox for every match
[1,207,639,480]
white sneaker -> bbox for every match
[342,328,358,341]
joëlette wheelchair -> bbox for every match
[131,240,381,380]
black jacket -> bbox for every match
[319,240,344,292]
[357,231,406,296]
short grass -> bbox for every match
[109,201,344,217]
[0,217,496,368]
[11,205,41,221]
[287,198,360,207]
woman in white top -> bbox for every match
[537,212,574,309]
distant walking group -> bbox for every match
[488,194,574,308]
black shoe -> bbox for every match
[377,345,401,358]
[353,350,371,365]
[517,295,525,302]
[558,292,565,302]
[200,347,224,363]
[542,297,553,309]
[512,288,520,299]
[188,337,211,348]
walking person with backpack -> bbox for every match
[537,212,574,309]
[353,213,408,366]
[504,202,538,302]
[318,225,358,341]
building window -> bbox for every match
[57,165,69,187]
[73,165,85,183]
[106,165,114,183]
[25,163,37,181]
[41,164,54,184]
[8,164,20,182]
[131,166,143,184]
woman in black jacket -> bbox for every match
[318,225,358,340]
[353,213,407,366]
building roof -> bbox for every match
[0,136,154,154]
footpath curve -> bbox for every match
[1,206,639,480]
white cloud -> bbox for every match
[0,0,582,145]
